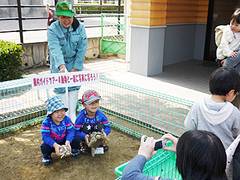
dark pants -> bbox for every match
[233,142,240,180]
[223,50,240,70]
[40,137,80,158]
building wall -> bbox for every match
[193,24,207,60]
[129,0,209,75]
[163,24,207,65]
[164,0,208,65]
[166,0,208,24]
[130,0,208,26]
[130,0,167,26]
[164,24,195,65]
[129,26,165,76]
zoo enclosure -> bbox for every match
[0,74,193,137]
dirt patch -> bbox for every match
[0,125,139,180]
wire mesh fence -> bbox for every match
[100,13,126,54]
[0,74,193,136]
[0,78,49,132]
[80,76,192,137]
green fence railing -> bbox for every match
[100,14,126,55]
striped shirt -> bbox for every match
[41,116,75,147]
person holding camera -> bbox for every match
[121,130,227,180]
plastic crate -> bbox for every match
[114,149,182,180]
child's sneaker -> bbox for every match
[42,156,52,166]
[71,149,80,157]
[100,145,109,152]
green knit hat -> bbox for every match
[55,1,75,17]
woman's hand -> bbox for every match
[59,64,67,73]
[71,68,78,72]
[138,136,155,160]
[161,134,178,152]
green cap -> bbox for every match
[55,1,75,17]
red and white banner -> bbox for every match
[32,71,99,89]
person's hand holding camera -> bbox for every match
[138,136,156,160]
[161,133,178,152]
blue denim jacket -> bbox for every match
[48,20,87,93]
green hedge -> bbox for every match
[0,40,23,82]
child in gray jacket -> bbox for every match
[184,67,240,149]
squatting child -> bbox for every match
[40,96,80,166]
[75,90,111,153]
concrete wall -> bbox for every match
[163,24,207,66]
[129,24,206,75]
[147,27,165,75]
[129,26,165,76]
[21,37,100,69]
[193,24,207,60]
[129,0,208,76]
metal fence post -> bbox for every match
[100,0,103,13]
[118,0,121,14]
[17,0,24,44]
[117,0,121,35]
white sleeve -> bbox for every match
[218,28,233,57]
[226,134,240,177]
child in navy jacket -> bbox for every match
[40,96,80,166]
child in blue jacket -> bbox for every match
[40,96,80,166]
[75,90,111,152]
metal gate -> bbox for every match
[100,13,126,55]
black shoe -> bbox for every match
[80,142,91,154]
[80,146,91,154]
[71,149,80,157]
[102,145,109,152]
[42,156,52,166]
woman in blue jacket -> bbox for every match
[48,1,87,123]
[122,130,227,180]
